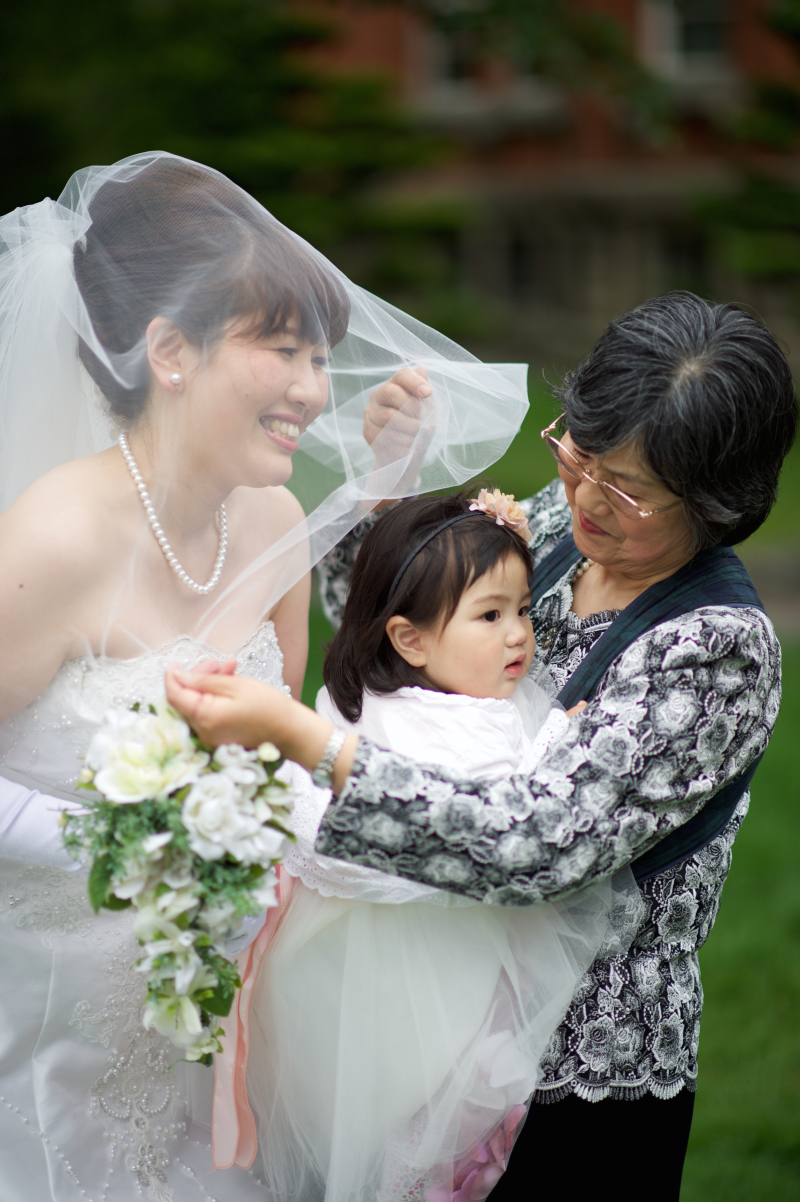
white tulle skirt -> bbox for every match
[245,875,622,1202]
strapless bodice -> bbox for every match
[0,622,289,799]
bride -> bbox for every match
[0,151,528,1201]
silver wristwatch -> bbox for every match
[311,728,347,788]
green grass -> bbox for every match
[302,385,800,1198]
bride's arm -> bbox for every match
[0,470,98,721]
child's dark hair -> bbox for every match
[323,493,533,722]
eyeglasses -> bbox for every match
[540,415,682,521]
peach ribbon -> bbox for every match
[212,866,294,1170]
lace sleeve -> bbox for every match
[316,606,780,904]
[316,510,383,630]
[518,479,572,569]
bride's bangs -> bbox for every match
[232,229,351,351]
[73,155,350,417]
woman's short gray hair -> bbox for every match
[555,292,798,550]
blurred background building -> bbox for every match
[303,0,800,365]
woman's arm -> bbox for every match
[316,606,779,903]
[167,605,778,904]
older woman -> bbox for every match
[166,292,797,1200]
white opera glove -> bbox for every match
[222,911,267,958]
[0,774,82,871]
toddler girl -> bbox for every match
[191,493,632,1202]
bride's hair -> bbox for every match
[72,156,350,421]
[323,492,532,722]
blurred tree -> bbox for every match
[700,1,800,295]
[0,0,434,245]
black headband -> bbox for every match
[386,512,479,606]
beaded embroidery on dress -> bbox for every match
[0,623,286,1202]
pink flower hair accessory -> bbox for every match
[468,489,531,544]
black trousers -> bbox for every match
[487,1090,696,1201]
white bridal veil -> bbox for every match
[0,151,529,634]
[0,151,531,1202]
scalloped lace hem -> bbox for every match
[532,1076,697,1104]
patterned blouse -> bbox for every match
[315,480,780,1102]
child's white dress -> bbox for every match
[243,680,632,1202]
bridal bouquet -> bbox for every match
[61,699,294,1064]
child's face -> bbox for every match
[417,554,535,699]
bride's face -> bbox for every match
[163,318,330,489]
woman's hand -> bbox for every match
[164,666,358,793]
[364,366,434,503]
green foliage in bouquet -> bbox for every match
[62,699,294,1065]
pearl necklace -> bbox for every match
[118,433,228,595]
[573,557,595,580]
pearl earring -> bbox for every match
[169,371,182,391]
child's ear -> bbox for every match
[385,616,428,668]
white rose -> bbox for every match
[113,851,159,900]
[182,773,250,861]
[214,748,267,793]
[213,744,259,769]
[87,700,209,803]
[226,822,288,865]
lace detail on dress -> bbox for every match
[316,483,781,1103]
[0,621,288,1201]
[0,861,104,948]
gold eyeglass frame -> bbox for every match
[540,415,683,521]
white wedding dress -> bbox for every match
[0,622,288,1202]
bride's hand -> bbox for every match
[164,666,358,792]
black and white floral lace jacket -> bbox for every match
[316,480,781,1101]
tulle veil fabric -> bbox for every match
[0,151,531,1201]
[230,680,643,1202]
[0,151,529,631]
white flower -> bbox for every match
[87,700,209,803]
[141,831,174,857]
[257,742,282,763]
[184,1018,224,1061]
[112,851,160,900]
[161,855,196,890]
[198,899,239,939]
[214,744,259,769]
[142,974,216,1047]
[229,822,288,866]
[182,773,250,861]
[139,929,202,994]
[133,889,199,941]
[214,747,267,792]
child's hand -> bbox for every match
[565,701,588,719]
[165,664,292,749]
